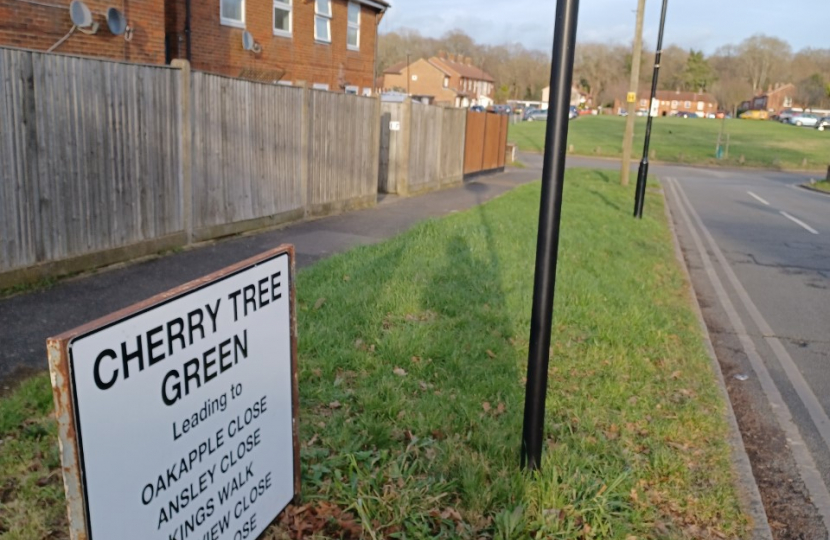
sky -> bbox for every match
[378,0,827,55]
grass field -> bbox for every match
[812,180,830,193]
[510,115,830,171]
[0,170,749,539]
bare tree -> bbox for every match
[736,34,792,93]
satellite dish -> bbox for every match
[242,30,261,53]
[106,7,127,35]
[69,0,93,27]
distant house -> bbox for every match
[740,84,798,113]
[615,89,718,117]
[0,0,388,93]
[542,85,587,109]
[377,53,495,107]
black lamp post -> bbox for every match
[521,0,580,471]
[633,0,669,219]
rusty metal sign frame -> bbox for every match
[47,245,300,540]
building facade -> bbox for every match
[615,89,718,117]
[0,0,386,92]
[739,83,798,113]
[377,53,494,107]
[0,0,166,63]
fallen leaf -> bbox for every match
[670,370,681,380]
[306,433,319,446]
[312,368,322,377]
[393,367,407,376]
[482,402,492,413]
[486,349,496,358]
[328,401,341,409]
[343,275,350,281]
[411,356,421,363]
[419,381,429,390]
[313,297,326,310]
[354,338,366,350]
[495,402,506,415]
[397,410,406,419]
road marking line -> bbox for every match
[780,211,819,234]
[747,191,770,206]
[668,177,830,530]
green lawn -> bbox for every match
[510,116,830,171]
[1,170,749,539]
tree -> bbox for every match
[797,73,830,109]
[573,43,626,106]
[709,46,752,112]
[736,34,792,93]
[683,50,716,92]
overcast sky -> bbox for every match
[379,0,826,54]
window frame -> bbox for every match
[312,83,330,91]
[273,0,292,37]
[220,0,245,28]
[346,1,360,51]
[314,0,332,43]
[344,85,359,95]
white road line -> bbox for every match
[667,177,830,529]
[747,191,770,206]
[780,211,819,234]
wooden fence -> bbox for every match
[464,111,508,176]
[0,47,381,286]
[378,99,466,195]
[0,46,507,288]
[190,72,305,239]
[0,48,184,277]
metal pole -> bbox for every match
[521,0,580,471]
[633,0,669,218]
[620,0,647,187]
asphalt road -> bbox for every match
[662,164,830,537]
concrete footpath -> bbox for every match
[0,164,541,384]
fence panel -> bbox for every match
[190,72,304,233]
[439,107,466,184]
[0,48,182,273]
[308,90,378,210]
[408,102,443,190]
[463,111,487,175]
[378,102,404,194]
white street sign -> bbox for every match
[389,121,401,131]
[649,98,660,117]
[48,247,298,540]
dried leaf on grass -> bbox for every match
[393,367,407,377]
[277,502,362,539]
[313,297,326,310]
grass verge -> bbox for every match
[810,180,830,193]
[511,116,830,171]
[0,169,748,539]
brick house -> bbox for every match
[0,0,166,63]
[739,83,798,113]
[377,53,494,107]
[614,89,718,117]
[0,0,387,92]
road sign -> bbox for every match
[649,98,660,117]
[47,246,299,540]
[626,92,636,103]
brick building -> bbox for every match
[377,53,494,107]
[739,83,798,113]
[614,89,718,117]
[0,0,166,63]
[0,0,387,92]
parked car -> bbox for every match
[522,107,540,120]
[787,113,819,127]
[675,111,698,118]
[470,105,485,113]
[491,104,512,115]
[816,117,830,131]
[570,106,579,119]
[776,109,799,123]
[525,109,548,122]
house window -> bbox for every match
[221,0,244,27]
[640,99,647,107]
[697,101,704,110]
[273,0,291,36]
[784,96,793,107]
[443,76,449,88]
[684,101,691,108]
[347,2,360,50]
[277,80,292,86]
[314,0,331,42]
[312,83,329,91]
[362,87,371,96]
[345,85,358,95]
[671,100,678,108]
